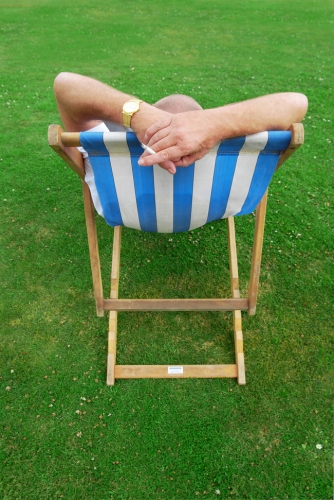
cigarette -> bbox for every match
[141,143,156,155]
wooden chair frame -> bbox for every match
[48,124,304,385]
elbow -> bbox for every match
[54,72,75,98]
[290,92,308,123]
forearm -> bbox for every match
[140,92,308,167]
[54,72,169,138]
[207,92,308,144]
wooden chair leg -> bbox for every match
[227,217,246,385]
[82,180,104,317]
[107,226,122,386]
[248,189,268,316]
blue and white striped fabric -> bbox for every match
[81,130,291,233]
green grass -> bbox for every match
[0,0,333,498]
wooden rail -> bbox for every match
[103,298,249,312]
[115,364,238,378]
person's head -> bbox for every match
[153,94,202,114]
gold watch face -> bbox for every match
[123,101,139,113]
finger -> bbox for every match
[174,156,195,167]
[174,149,209,167]
[147,132,200,160]
[138,150,176,174]
[158,160,176,174]
[145,132,189,164]
[138,146,181,167]
[146,134,176,155]
[146,128,171,149]
[144,117,172,143]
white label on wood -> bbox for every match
[168,366,184,375]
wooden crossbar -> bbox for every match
[103,298,249,312]
[115,364,238,379]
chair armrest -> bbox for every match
[48,125,85,178]
[276,123,304,170]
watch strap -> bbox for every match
[122,98,143,128]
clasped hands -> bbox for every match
[136,110,218,174]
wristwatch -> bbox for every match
[122,98,143,128]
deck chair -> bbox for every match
[48,123,304,385]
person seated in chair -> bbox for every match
[54,72,308,175]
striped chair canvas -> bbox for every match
[48,123,304,385]
[81,130,292,233]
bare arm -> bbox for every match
[54,72,176,172]
[54,74,307,172]
[54,72,173,140]
[138,92,308,167]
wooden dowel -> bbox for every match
[60,132,81,147]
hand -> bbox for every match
[138,110,218,169]
[130,104,177,174]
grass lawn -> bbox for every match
[0,0,333,498]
